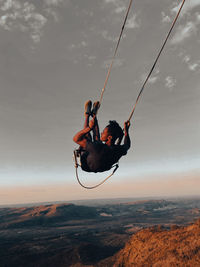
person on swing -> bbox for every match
[73,100,131,173]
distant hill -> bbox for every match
[0,203,99,228]
[1,199,200,267]
[108,219,200,267]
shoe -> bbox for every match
[84,100,92,116]
[92,101,100,115]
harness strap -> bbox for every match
[73,150,119,189]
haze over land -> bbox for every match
[0,1,199,265]
[1,197,200,266]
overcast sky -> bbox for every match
[0,0,199,204]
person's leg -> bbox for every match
[84,100,92,141]
[92,101,100,141]
[93,116,100,141]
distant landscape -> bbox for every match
[1,197,200,266]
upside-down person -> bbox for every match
[73,100,131,173]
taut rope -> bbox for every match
[99,0,134,106]
[128,0,186,122]
[75,0,186,189]
[74,0,134,189]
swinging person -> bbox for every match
[73,100,131,173]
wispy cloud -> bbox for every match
[104,0,126,14]
[161,1,200,45]
[161,11,171,23]
[69,40,88,50]
[43,0,65,21]
[0,0,64,44]
[101,30,117,42]
[179,51,200,72]
[43,0,65,6]
[170,21,198,45]
[0,1,47,43]
[86,55,97,67]
[183,54,191,63]
[104,0,117,3]
[165,76,176,91]
[115,6,126,14]
[141,69,160,85]
[148,76,159,84]
[188,61,200,71]
[102,58,124,69]
[171,0,200,16]
[168,8,200,71]
[126,13,140,29]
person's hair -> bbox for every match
[106,120,124,142]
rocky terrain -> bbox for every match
[110,220,200,267]
[1,198,200,266]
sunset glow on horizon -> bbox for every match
[0,169,199,205]
[0,0,199,205]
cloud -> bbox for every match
[171,0,200,16]
[86,55,97,67]
[0,0,64,44]
[141,69,160,85]
[197,12,200,22]
[104,0,116,3]
[188,61,200,71]
[1,0,21,11]
[43,0,64,6]
[161,11,171,23]
[115,6,126,14]
[148,76,159,84]
[183,54,191,63]
[0,1,48,43]
[170,21,198,45]
[104,0,127,14]
[126,14,140,29]
[69,40,88,50]
[102,58,124,69]
[164,2,200,45]
[43,0,65,21]
[101,30,117,42]
[175,10,200,72]
[179,51,200,72]
[165,76,176,90]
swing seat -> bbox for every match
[73,148,119,189]
[74,148,118,173]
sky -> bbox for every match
[0,0,199,205]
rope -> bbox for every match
[74,150,119,189]
[74,0,133,189]
[128,0,186,122]
[74,0,186,190]
[99,0,133,106]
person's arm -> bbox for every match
[123,120,131,152]
[73,118,95,148]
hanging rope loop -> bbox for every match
[73,149,119,189]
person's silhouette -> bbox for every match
[73,100,131,173]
